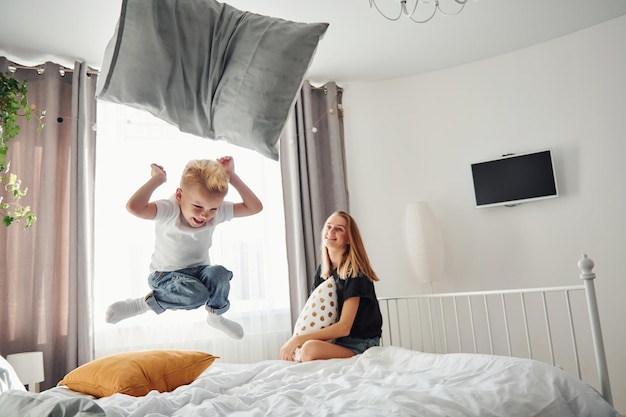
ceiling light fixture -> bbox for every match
[369,0,468,23]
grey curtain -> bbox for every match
[0,58,97,390]
[280,81,348,326]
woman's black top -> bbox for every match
[313,266,383,339]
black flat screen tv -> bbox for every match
[471,149,559,208]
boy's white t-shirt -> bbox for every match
[149,195,234,272]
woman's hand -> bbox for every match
[279,336,301,361]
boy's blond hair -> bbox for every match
[180,159,229,196]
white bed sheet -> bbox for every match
[95,346,618,417]
[0,356,25,394]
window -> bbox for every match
[93,102,291,361]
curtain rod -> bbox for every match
[6,62,340,90]
[310,84,344,93]
[5,63,100,77]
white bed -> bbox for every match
[0,356,25,394]
[0,254,619,417]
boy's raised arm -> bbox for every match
[126,163,167,220]
[218,156,263,218]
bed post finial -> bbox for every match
[577,253,613,405]
[578,254,595,281]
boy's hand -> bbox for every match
[150,163,167,184]
[217,156,234,176]
[222,155,263,218]
[126,164,166,220]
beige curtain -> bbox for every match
[0,57,97,390]
[280,81,348,325]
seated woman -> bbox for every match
[280,211,383,361]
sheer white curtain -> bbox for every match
[93,102,290,362]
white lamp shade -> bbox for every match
[6,351,45,391]
[404,202,444,283]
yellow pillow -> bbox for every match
[58,350,218,398]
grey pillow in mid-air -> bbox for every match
[97,0,329,160]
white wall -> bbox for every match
[343,15,626,412]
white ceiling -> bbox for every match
[1,0,626,83]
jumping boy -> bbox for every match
[105,156,263,339]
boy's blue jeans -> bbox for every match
[145,265,232,315]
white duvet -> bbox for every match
[0,356,25,394]
[93,346,618,417]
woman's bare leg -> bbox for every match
[299,340,355,362]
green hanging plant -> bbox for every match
[0,70,45,228]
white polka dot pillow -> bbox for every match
[293,278,338,361]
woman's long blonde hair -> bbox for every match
[320,211,379,282]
